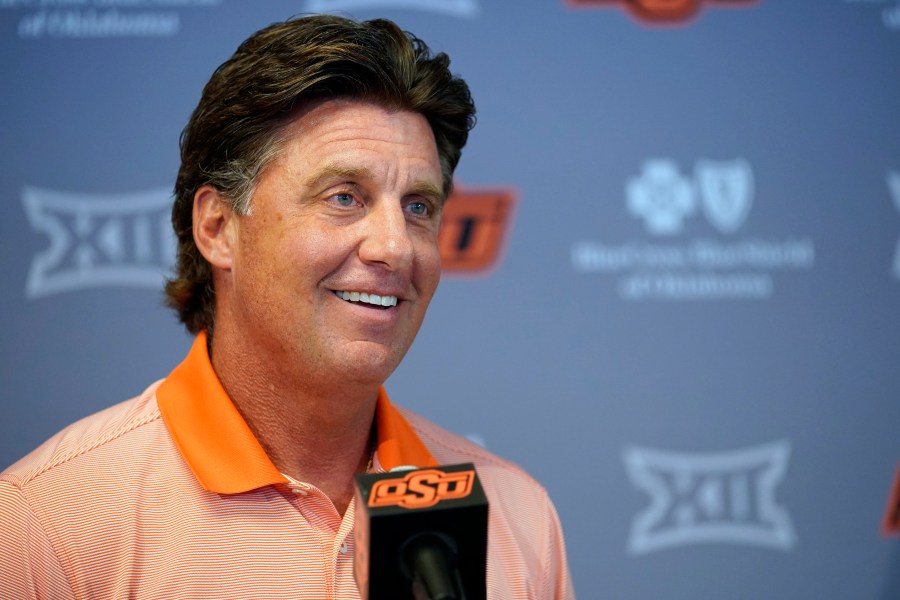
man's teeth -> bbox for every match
[334,290,398,307]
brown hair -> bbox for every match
[166,15,476,334]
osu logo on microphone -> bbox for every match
[438,186,516,275]
[369,469,476,509]
[566,0,758,23]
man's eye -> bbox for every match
[332,193,355,207]
[407,201,429,217]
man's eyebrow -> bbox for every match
[410,180,446,205]
[303,164,446,204]
[303,165,370,191]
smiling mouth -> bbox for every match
[334,290,399,309]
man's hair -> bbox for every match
[166,15,476,335]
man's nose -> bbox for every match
[358,200,414,272]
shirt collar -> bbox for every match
[157,332,436,494]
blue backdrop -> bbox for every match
[2,1,899,597]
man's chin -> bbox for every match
[336,341,408,386]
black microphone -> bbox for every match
[353,463,489,600]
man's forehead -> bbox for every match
[272,101,442,180]
[279,97,428,141]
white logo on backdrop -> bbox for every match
[627,160,697,235]
[623,440,796,555]
[628,159,754,235]
[697,159,754,234]
[889,170,900,280]
[305,0,480,17]
[23,186,175,298]
[571,158,816,301]
[5,0,221,39]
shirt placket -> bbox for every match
[285,479,359,599]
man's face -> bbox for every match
[219,99,444,387]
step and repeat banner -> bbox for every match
[2,1,899,597]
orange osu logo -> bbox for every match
[439,186,516,275]
[368,469,476,509]
[566,0,758,24]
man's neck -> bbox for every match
[208,328,379,516]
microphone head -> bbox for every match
[354,463,489,600]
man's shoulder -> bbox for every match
[398,406,573,598]
[398,407,551,503]
[1,381,166,490]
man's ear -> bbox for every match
[193,185,237,271]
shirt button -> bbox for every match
[339,542,348,554]
[292,487,308,496]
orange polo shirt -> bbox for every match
[0,335,574,599]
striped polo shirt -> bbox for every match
[1,334,574,599]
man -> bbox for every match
[0,15,573,599]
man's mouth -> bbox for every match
[333,290,398,309]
